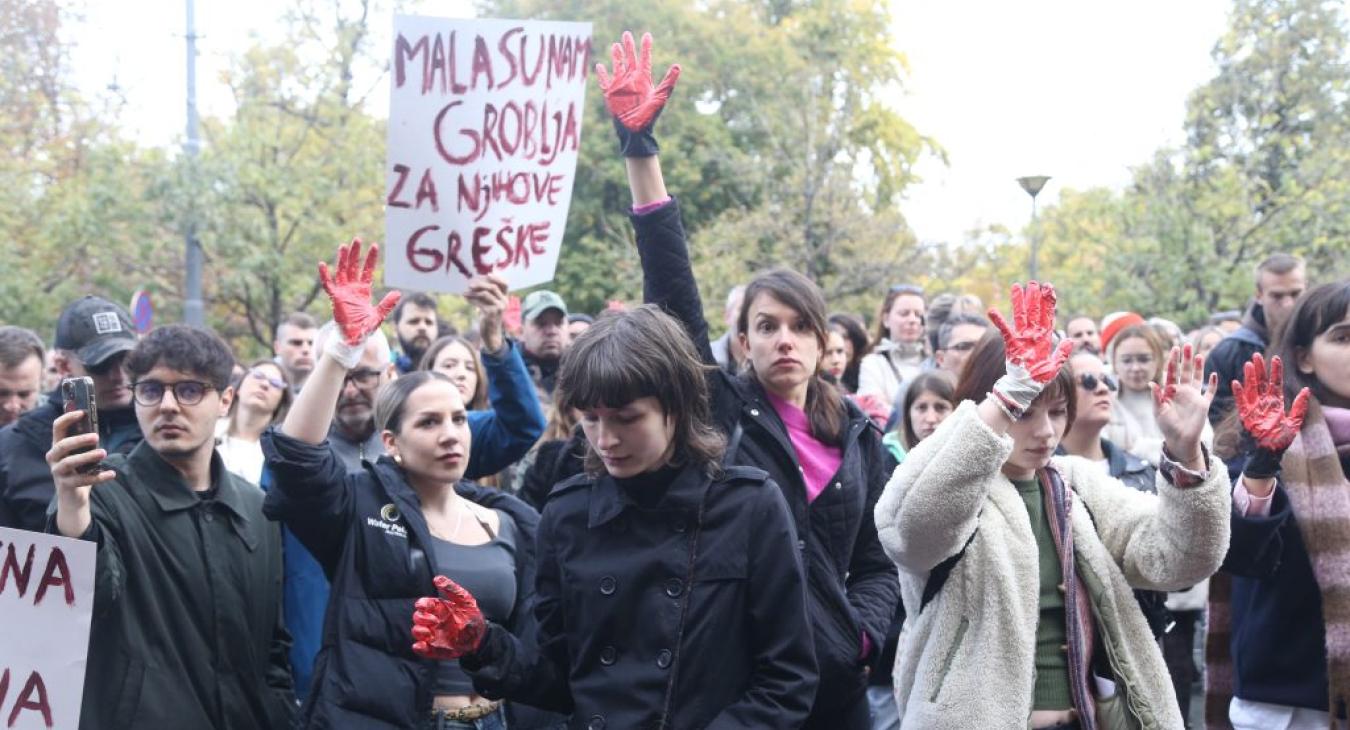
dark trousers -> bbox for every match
[804,685,870,730]
[1162,609,1202,726]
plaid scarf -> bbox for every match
[1206,400,1350,728]
[1042,465,1099,730]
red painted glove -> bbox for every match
[1233,353,1309,478]
[319,238,401,346]
[595,31,681,157]
[411,576,488,660]
[986,281,1073,414]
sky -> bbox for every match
[68,0,1232,246]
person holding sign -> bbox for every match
[600,32,898,728]
[45,324,296,730]
[261,240,549,730]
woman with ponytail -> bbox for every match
[601,31,899,727]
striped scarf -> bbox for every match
[1206,400,1350,728]
[1042,465,1099,730]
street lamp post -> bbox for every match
[1017,175,1051,281]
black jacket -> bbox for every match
[518,433,587,512]
[260,428,549,729]
[1220,451,1339,712]
[47,442,295,730]
[1204,301,1268,426]
[1,390,142,532]
[462,464,819,729]
[633,200,900,715]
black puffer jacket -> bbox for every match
[633,200,900,718]
[260,429,554,729]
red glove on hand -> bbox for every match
[986,282,1074,414]
[1233,353,1310,452]
[319,238,401,346]
[411,576,488,661]
[595,31,680,156]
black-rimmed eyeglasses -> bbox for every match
[132,380,216,407]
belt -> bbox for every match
[427,700,501,727]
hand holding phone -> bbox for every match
[47,378,116,503]
[60,377,101,474]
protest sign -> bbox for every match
[385,15,593,294]
[0,527,96,729]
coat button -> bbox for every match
[833,481,842,490]
[599,576,616,595]
[665,578,684,598]
[797,539,806,551]
[671,517,687,533]
[588,715,606,730]
[749,408,760,417]
[203,511,215,523]
[656,649,673,669]
[599,646,617,665]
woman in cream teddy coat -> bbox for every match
[875,283,1231,730]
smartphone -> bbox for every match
[61,377,101,474]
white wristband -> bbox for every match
[319,321,366,370]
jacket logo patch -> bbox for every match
[366,514,407,538]
[380,503,400,522]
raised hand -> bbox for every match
[1153,344,1219,463]
[986,282,1074,414]
[46,410,118,537]
[411,576,488,660]
[1234,352,1309,458]
[319,238,401,346]
[595,31,681,157]
[465,274,509,354]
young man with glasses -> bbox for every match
[45,324,296,729]
[1,296,143,531]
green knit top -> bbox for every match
[1014,477,1073,711]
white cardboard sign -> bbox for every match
[0,527,96,730]
[385,15,593,294]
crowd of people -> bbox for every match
[0,31,1347,730]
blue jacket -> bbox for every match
[1204,302,1268,425]
[261,428,554,728]
[1222,453,1335,712]
[268,340,546,702]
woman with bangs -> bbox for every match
[412,305,818,729]
[586,32,898,727]
[875,283,1232,729]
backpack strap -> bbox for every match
[919,526,978,613]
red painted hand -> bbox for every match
[1233,353,1310,453]
[987,281,1073,384]
[595,31,681,133]
[411,576,488,660]
[318,238,401,346]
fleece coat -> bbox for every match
[874,401,1231,730]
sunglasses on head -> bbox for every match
[889,284,924,296]
[1078,373,1118,392]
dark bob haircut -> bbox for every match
[125,325,235,391]
[556,304,725,476]
[953,330,1077,436]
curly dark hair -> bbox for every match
[125,325,235,390]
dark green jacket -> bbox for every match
[49,441,296,729]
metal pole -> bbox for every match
[1029,196,1039,281]
[183,0,204,326]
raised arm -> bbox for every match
[596,33,716,363]
[281,238,400,445]
[463,275,546,479]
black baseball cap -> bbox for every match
[54,296,137,367]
